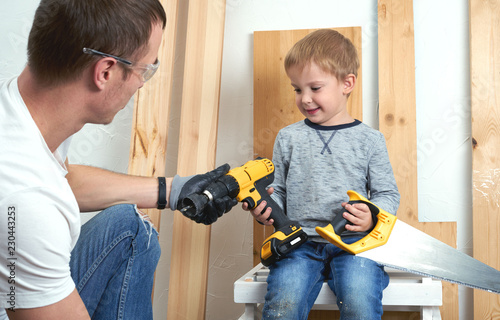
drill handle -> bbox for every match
[255,194,289,230]
[244,175,289,230]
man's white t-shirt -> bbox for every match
[0,77,80,314]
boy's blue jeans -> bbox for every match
[263,239,389,320]
[70,204,161,320]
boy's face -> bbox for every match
[287,62,354,126]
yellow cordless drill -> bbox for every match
[180,158,308,266]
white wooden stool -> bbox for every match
[234,263,442,320]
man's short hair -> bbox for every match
[27,0,166,85]
[284,29,359,81]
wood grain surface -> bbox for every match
[128,0,179,230]
[166,0,226,319]
[469,0,500,317]
[378,0,458,318]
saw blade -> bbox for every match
[357,219,500,294]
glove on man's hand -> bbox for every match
[170,164,238,225]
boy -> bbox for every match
[247,29,400,319]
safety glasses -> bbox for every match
[83,47,159,82]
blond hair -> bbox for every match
[284,29,359,81]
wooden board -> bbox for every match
[469,0,500,317]
[253,28,363,266]
[166,0,226,319]
[128,0,179,230]
[377,0,458,318]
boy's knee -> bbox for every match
[336,285,384,319]
[263,296,305,319]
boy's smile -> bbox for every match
[287,61,355,126]
[305,107,319,115]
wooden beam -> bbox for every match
[377,0,458,318]
[469,0,500,317]
[128,0,179,230]
[166,0,226,319]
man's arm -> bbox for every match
[66,164,172,212]
[6,289,89,320]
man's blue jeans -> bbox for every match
[262,239,389,320]
[70,204,161,320]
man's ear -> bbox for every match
[343,74,356,95]
[92,58,118,90]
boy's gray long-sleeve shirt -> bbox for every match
[271,119,400,242]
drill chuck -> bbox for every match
[181,175,240,217]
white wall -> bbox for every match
[0,0,472,319]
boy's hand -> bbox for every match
[341,202,374,232]
[242,187,275,226]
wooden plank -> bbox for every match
[253,27,363,266]
[469,0,500,317]
[166,0,226,319]
[377,0,458,318]
[128,0,179,230]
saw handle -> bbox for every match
[332,200,380,235]
[315,190,397,254]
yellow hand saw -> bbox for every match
[316,190,500,294]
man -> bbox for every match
[0,0,236,319]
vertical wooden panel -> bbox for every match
[253,28,363,266]
[128,0,179,230]
[166,0,226,319]
[377,0,458,318]
[469,0,500,317]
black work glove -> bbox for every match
[169,164,238,225]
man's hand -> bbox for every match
[242,187,274,226]
[170,164,238,225]
[341,202,374,232]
